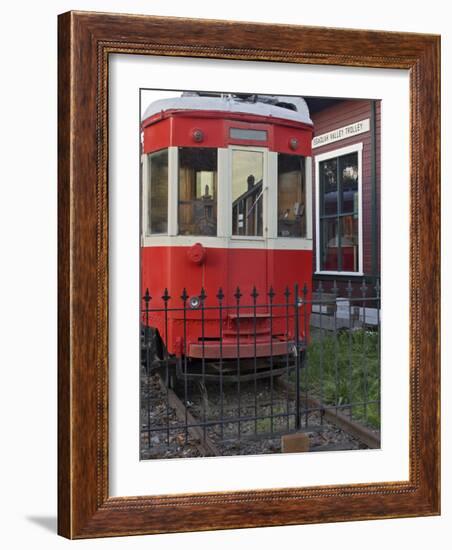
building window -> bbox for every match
[178,147,218,236]
[317,147,361,272]
[147,149,168,234]
[277,154,306,238]
[231,149,264,236]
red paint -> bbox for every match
[141,101,314,361]
[141,245,312,358]
[186,242,207,265]
[189,340,292,359]
[142,109,312,156]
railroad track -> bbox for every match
[274,377,381,449]
[141,366,380,459]
[156,375,221,457]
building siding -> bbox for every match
[310,99,381,295]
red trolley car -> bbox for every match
[141,92,314,377]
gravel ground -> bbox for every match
[140,369,368,460]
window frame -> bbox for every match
[142,144,314,248]
[228,145,268,241]
[314,142,363,275]
[276,152,308,239]
[142,147,170,238]
[176,146,219,237]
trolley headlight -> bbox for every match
[189,296,200,309]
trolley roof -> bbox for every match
[142,92,312,126]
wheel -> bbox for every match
[141,325,162,373]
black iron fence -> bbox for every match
[140,280,380,459]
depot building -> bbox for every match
[305,97,381,296]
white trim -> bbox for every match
[314,271,364,277]
[141,153,148,242]
[229,145,268,240]
[305,156,313,240]
[314,142,364,275]
[167,146,178,236]
[217,148,230,237]
[142,234,312,250]
[144,145,313,248]
[315,142,363,163]
[267,151,278,239]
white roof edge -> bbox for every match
[141,95,312,126]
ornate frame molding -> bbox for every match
[58,11,440,538]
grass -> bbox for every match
[300,328,380,429]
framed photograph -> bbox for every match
[58,11,440,538]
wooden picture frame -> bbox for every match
[58,11,440,538]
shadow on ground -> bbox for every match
[26,516,57,534]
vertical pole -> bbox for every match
[361,279,369,423]
[303,283,309,428]
[162,288,170,446]
[235,287,242,442]
[318,280,324,426]
[252,286,258,435]
[294,283,301,430]
[332,280,339,416]
[181,288,188,444]
[217,288,224,441]
[269,286,275,434]
[200,287,206,445]
[347,280,353,419]
[370,99,378,278]
[144,289,152,449]
[284,287,290,431]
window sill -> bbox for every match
[314,271,364,277]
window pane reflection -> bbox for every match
[148,149,168,234]
[340,215,359,271]
[178,148,217,236]
[320,218,339,271]
[277,154,306,238]
[320,158,338,216]
[340,153,358,214]
[318,151,360,272]
[232,150,264,236]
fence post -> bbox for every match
[294,283,301,430]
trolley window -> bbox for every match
[147,149,168,234]
[178,148,218,236]
[232,150,264,236]
[277,154,306,238]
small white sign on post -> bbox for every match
[312,118,370,148]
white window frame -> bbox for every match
[142,147,172,239]
[314,142,364,276]
[228,145,268,241]
[142,145,313,251]
[272,152,312,245]
[175,146,223,238]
